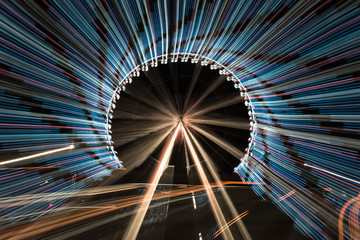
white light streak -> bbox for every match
[123,124,181,240]
[187,130,252,240]
[192,192,197,209]
[182,123,233,240]
[304,163,360,185]
[0,144,75,165]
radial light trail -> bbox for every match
[112,120,174,145]
[140,71,178,115]
[115,106,171,121]
[122,123,181,240]
[188,95,243,118]
[190,123,245,159]
[183,63,203,111]
[0,166,60,170]
[0,144,74,165]
[122,77,177,117]
[182,123,234,240]
[189,117,250,131]
[187,129,252,240]
[304,163,360,185]
[114,125,175,175]
[185,76,225,116]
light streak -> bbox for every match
[338,193,360,240]
[349,201,360,240]
[189,117,249,131]
[0,181,255,208]
[122,124,181,240]
[182,123,234,240]
[0,166,60,170]
[190,123,245,159]
[183,63,203,111]
[188,95,243,118]
[279,190,296,202]
[187,129,252,240]
[0,144,74,165]
[0,181,251,239]
[192,191,197,209]
[113,119,174,145]
[304,164,360,185]
[114,125,175,177]
[184,142,191,175]
[213,211,249,239]
[184,76,225,116]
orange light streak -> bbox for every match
[0,181,256,239]
[338,193,360,240]
[349,201,360,240]
[122,123,181,240]
[213,211,249,239]
[278,190,296,202]
[0,181,259,208]
[182,124,234,240]
[0,184,142,208]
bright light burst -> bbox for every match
[1,1,360,239]
[112,69,249,239]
